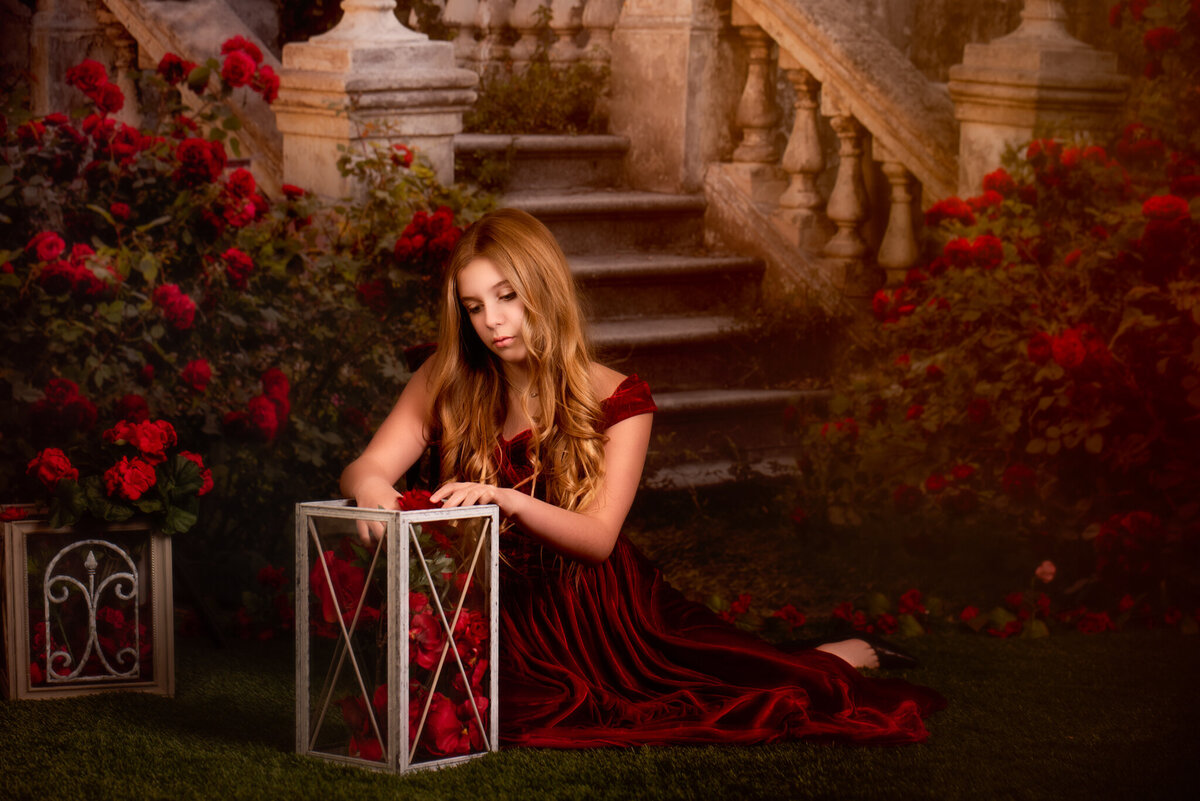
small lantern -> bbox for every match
[295,500,499,772]
[2,512,175,699]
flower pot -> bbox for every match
[295,500,499,773]
[2,510,175,699]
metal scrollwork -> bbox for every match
[43,539,140,683]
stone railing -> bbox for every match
[419,0,624,73]
[713,0,960,297]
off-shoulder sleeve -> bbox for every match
[600,374,656,430]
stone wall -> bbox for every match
[1,1,33,91]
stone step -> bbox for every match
[642,456,800,491]
[647,387,827,464]
[455,133,628,190]
[572,252,764,319]
[591,315,759,391]
[505,189,706,254]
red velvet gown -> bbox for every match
[494,375,945,747]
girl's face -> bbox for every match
[457,256,528,366]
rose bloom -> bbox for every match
[93,83,125,114]
[943,237,973,269]
[104,418,177,463]
[225,168,256,198]
[181,358,212,392]
[180,451,214,496]
[959,605,980,623]
[924,474,947,493]
[1143,25,1181,52]
[152,283,197,330]
[248,394,279,440]
[174,137,227,186]
[116,393,149,422]
[1034,560,1056,583]
[951,463,976,481]
[109,202,131,221]
[924,196,976,227]
[26,231,66,262]
[282,184,306,200]
[65,59,108,93]
[971,234,1004,268]
[103,455,158,501]
[1002,462,1037,497]
[26,448,79,490]
[252,65,279,103]
[1051,328,1087,370]
[982,167,1016,196]
[905,404,924,420]
[156,52,196,85]
[773,603,805,629]
[221,50,257,88]
[261,367,290,400]
[221,35,263,65]
[898,589,926,615]
[1141,194,1190,221]
[222,247,254,289]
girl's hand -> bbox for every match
[352,482,402,546]
[430,481,516,513]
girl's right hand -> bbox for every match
[353,485,402,546]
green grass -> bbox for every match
[2,631,1197,800]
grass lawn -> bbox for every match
[2,627,1197,800]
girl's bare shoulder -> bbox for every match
[588,362,627,399]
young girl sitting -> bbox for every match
[340,208,944,747]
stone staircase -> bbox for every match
[455,134,828,489]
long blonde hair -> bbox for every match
[425,208,607,511]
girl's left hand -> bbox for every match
[430,481,513,511]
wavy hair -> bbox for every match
[424,208,607,512]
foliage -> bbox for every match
[464,6,610,135]
[0,44,491,562]
[793,0,1200,617]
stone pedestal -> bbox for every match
[947,0,1128,196]
[274,1,477,196]
[610,0,736,193]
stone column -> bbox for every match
[609,0,732,193]
[776,56,826,250]
[948,0,1128,196]
[874,143,919,287]
[30,0,118,117]
[274,0,478,196]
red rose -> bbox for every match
[959,605,980,622]
[222,247,254,289]
[906,404,924,420]
[967,190,1004,214]
[1076,611,1115,634]
[221,51,257,87]
[152,283,197,330]
[951,463,976,481]
[1027,332,1053,364]
[221,35,263,65]
[27,448,79,490]
[943,237,973,268]
[1143,26,1181,52]
[179,450,214,496]
[391,143,414,168]
[967,397,990,423]
[982,167,1016,196]
[93,83,125,114]
[139,364,155,385]
[1141,194,1190,221]
[1001,463,1037,498]
[261,367,290,401]
[225,168,256,198]
[1051,328,1087,369]
[248,395,279,440]
[282,184,306,200]
[257,565,285,592]
[181,359,212,392]
[104,419,177,463]
[103,456,157,501]
[65,59,108,93]
[156,53,196,85]
[116,393,149,422]
[26,231,66,262]
[174,137,227,186]
[971,234,1004,269]
[109,202,131,221]
[924,474,947,493]
[356,279,389,313]
[898,589,926,615]
[875,613,899,635]
[773,604,806,629]
[924,197,976,227]
[309,550,379,634]
[252,65,279,103]
[397,489,441,511]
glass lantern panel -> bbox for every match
[25,527,154,688]
[407,514,493,766]
[303,514,389,765]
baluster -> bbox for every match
[821,94,873,293]
[582,0,621,65]
[732,23,779,164]
[548,0,584,63]
[777,56,825,248]
[509,0,544,68]
[443,0,481,66]
[875,144,920,287]
[476,0,513,72]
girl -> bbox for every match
[340,208,943,747]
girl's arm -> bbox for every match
[429,410,653,564]
[339,361,434,541]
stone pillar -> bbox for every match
[610,0,731,193]
[274,0,478,196]
[822,89,878,297]
[776,56,826,250]
[947,0,1128,196]
[874,143,919,287]
[31,0,120,118]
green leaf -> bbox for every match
[230,137,242,158]
[1084,433,1104,454]
[897,613,924,638]
[1026,438,1046,454]
[163,504,198,535]
[222,115,243,131]
[866,591,891,617]
[1022,619,1050,639]
[137,254,159,282]
[186,65,211,93]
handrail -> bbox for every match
[732,0,958,203]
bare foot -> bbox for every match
[815,639,879,669]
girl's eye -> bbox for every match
[500,292,517,302]
[465,305,481,315]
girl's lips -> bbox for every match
[493,336,513,347]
